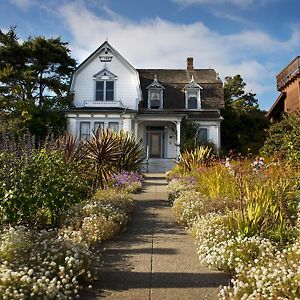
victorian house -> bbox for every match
[66,41,224,161]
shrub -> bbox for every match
[109,171,143,194]
[220,240,300,299]
[172,190,238,227]
[177,146,212,173]
[192,214,276,274]
[0,149,88,227]
[113,131,144,172]
[262,114,300,164]
[0,226,98,299]
[196,163,240,201]
[63,188,133,245]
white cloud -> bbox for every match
[172,0,276,9]
[58,1,300,109]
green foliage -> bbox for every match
[180,118,216,152]
[0,149,88,227]
[228,178,298,244]
[83,129,121,189]
[261,113,300,163]
[114,130,144,172]
[221,75,269,155]
[177,146,212,173]
[0,27,76,140]
[196,163,240,200]
[82,129,144,189]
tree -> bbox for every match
[224,75,259,112]
[221,75,269,155]
[261,114,300,163]
[0,27,76,139]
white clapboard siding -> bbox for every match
[72,44,140,110]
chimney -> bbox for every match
[187,57,194,71]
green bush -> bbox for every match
[262,114,300,163]
[0,149,89,227]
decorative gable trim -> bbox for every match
[146,75,165,90]
[183,75,203,90]
[184,76,202,110]
[93,69,117,80]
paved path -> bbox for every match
[83,174,230,299]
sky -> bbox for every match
[1,0,300,110]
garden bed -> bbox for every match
[167,148,300,299]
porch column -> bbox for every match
[176,120,181,160]
[134,120,139,139]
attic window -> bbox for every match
[95,80,114,101]
[184,76,202,110]
[187,90,198,109]
[146,75,165,110]
[93,69,117,101]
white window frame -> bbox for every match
[108,122,119,132]
[197,127,208,143]
[95,80,115,102]
[80,122,90,140]
[186,88,201,110]
[148,88,163,110]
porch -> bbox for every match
[136,114,184,160]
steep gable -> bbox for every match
[70,41,142,110]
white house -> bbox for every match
[66,41,224,160]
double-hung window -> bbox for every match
[108,122,119,132]
[149,89,162,109]
[198,127,208,143]
[80,122,90,140]
[187,91,198,109]
[95,80,114,101]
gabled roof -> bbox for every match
[93,68,117,78]
[266,92,286,120]
[146,75,165,89]
[74,41,136,74]
[138,68,224,110]
[183,75,203,90]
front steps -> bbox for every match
[141,158,176,173]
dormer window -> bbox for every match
[187,90,198,109]
[184,76,203,110]
[147,75,164,110]
[93,69,117,102]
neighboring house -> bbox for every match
[267,56,300,122]
[66,41,224,159]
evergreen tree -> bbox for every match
[0,27,76,139]
[221,75,269,155]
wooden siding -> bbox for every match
[277,56,300,91]
[285,78,300,113]
[72,50,140,110]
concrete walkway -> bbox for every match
[83,174,230,299]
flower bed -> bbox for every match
[168,156,300,299]
[109,171,144,194]
[0,188,135,299]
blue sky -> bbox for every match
[1,0,300,110]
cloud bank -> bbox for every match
[57,1,300,105]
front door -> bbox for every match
[149,132,162,158]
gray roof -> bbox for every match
[137,69,224,110]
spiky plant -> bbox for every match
[114,130,144,172]
[178,146,212,173]
[83,129,121,189]
[57,132,84,162]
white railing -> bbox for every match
[84,100,124,108]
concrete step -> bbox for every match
[141,159,176,173]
